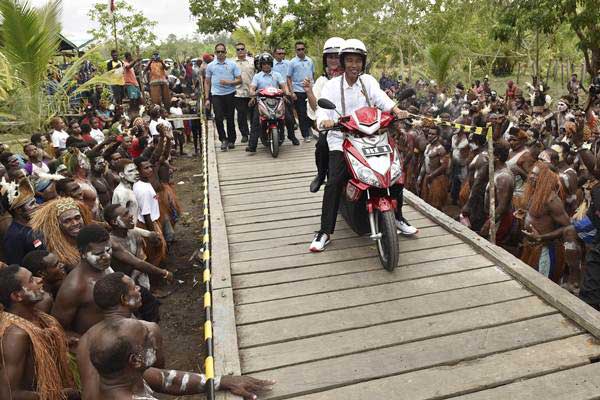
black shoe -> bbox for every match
[245,146,256,153]
[220,142,228,151]
[290,137,300,145]
[228,142,235,149]
[241,136,249,143]
[309,174,326,193]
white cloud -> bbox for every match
[30,0,198,45]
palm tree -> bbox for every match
[0,0,62,130]
[423,44,456,89]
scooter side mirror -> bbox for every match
[317,98,336,110]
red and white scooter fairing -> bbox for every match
[319,99,403,271]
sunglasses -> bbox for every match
[296,48,305,51]
[236,48,245,51]
[216,50,226,54]
[276,52,285,55]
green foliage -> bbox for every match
[422,44,456,88]
[0,0,62,129]
[87,0,158,51]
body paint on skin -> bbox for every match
[181,373,190,391]
[22,287,44,301]
[164,370,176,388]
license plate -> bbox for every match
[362,145,392,157]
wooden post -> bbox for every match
[112,13,118,53]
[487,127,496,244]
[516,62,521,84]
[546,59,551,83]
[553,59,558,81]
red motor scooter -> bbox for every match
[256,87,286,158]
[318,98,404,271]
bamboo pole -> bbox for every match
[487,126,496,244]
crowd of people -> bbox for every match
[4,33,600,399]
[0,48,274,399]
[378,67,600,306]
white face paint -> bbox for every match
[22,286,44,301]
[122,164,140,184]
[84,246,112,270]
[181,373,190,391]
[558,102,567,112]
[469,142,478,150]
[461,109,469,116]
[116,215,129,229]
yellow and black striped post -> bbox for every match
[200,106,216,399]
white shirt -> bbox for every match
[51,129,69,149]
[90,128,105,143]
[149,120,159,137]
[316,74,395,151]
[307,76,329,121]
[113,182,138,221]
[133,180,160,223]
[170,106,184,129]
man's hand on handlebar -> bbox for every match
[392,106,409,120]
[320,120,336,130]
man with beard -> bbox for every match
[113,159,140,227]
[52,224,114,342]
[418,126,449,210]
[22,250,66,300]
[1,178,44,265]
[88,318,274,400]
[77,272,164,400]
[0,265,78,400]
[520,162,570,282]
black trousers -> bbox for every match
[315,133,329,178]
[234,96,251,138]
[293,92,311,138]
[191,120,201,153]
[320,151,405,234]
[212,93,236,143]
[174,130,185,154]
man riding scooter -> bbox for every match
[246,53,292,153]
[309,39,417,252]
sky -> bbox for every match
[30,0,199,45]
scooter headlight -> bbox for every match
[347,153,381,187]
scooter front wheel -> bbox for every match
[269,126,280,158]
[375,209,399,271]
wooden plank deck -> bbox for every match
[207,129,600,400]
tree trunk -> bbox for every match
[553,59,558,81]
[546,59,551,83]
[408,45,413,82]
[535,30,540,79]
[399,44,405,80]
[561,61,564,86]
[516,62,521,84]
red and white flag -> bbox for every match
[109,0,115,14]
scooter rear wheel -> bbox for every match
[375,209,399,271]
[269,127,279,158]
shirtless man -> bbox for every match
[506,127,535,208]
[113,159,140,220]
[520,162,571,282]
[78,272,164,400]
[22,250,66,299]
[0,265,78,399]
[480,140,516,248]
[418,126,449,209]
[461,134,489,232]
[51,224,114,342]
[69,150,100,219]
[449,128,469,205]
[89,155,112,208]
[88,318,274,400]
[542,145,579,215]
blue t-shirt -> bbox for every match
[3,221,45,265]
[251,71,285,91]
[206,59,241,96]
[287,56,314,93]
[273,59,290,79]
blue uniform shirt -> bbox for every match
[251,71,285,90]
[272,59,290,79]
[287,56,314,93]
[206,59,241,96]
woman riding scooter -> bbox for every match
[309,39,417,252]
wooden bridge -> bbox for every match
[206,129,600,400]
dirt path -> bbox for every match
[156,144,207,391]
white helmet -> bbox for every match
[323,37,345,54]
[340,39,367,72]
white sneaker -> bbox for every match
[309,232,330,252]
[396,218,418,236]
[304,137,311,143]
